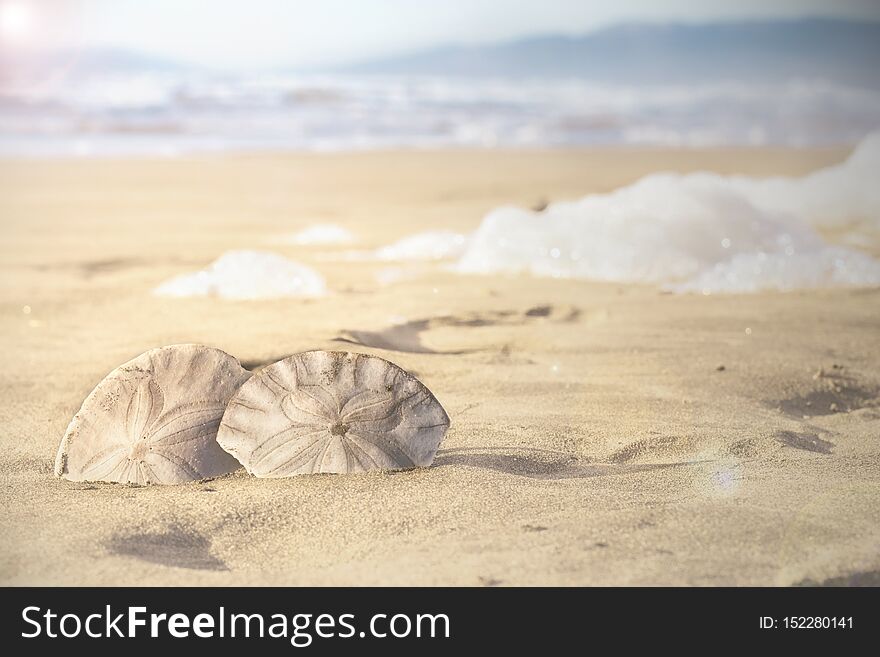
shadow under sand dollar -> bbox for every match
[106,525,228,571]
[335,305,581,354]
[239,354,296,372]
[434,447,695,480]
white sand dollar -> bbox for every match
[217,351,450,477]
[55,345,251,485]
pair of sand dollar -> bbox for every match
[54,345,450,485]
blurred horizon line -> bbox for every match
[1,15,879,77]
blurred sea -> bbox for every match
[2,71,879,157]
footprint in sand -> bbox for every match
[334,304,583,354]
[774,430,834,455]
[606,434,698,464]
[772,368,878,418]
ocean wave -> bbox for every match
[2,74,879,155]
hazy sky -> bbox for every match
[2,0,879,69]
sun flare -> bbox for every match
[0,2,33,42]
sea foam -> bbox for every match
[456,133,880,293]
[374,231,469,261]
[727,131,880,228]
[154,250,326,300]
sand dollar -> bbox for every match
[217,351,450,477]
[55,345,251,485]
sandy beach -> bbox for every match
[1,147,878,586]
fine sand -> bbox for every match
[1,148,878,586]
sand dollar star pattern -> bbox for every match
[56,345,251,485]
[217,351,450,476]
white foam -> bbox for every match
[284,223,355,245]
[374,231,469,261]
[154,250,326,300]
[678,247,880,294]
[456,133,880,293]
[727,131,880,228]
